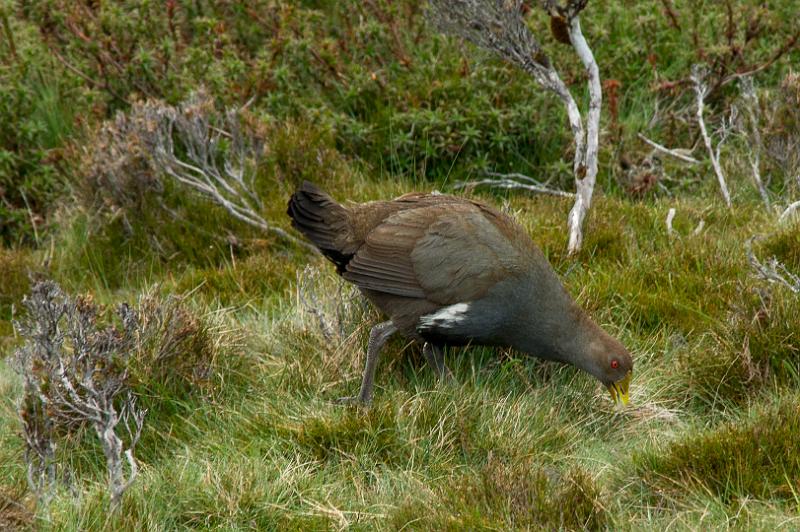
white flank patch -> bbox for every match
[419,302,471,329]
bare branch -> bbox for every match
[637,133,699,164]
[738,77,770,210]
[779,200,800,223]
[429,1,603,255]
[429,0,555,88]
[566,15,602,255]
[131,91,318,253]
[746,237,800,293]
[453,177,575,198]
[691,65,732,207]
[665,208,676,237]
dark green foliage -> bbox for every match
[636,396,800,503]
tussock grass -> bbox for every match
[3,185,799,529]
[636,395,800,504]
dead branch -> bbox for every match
[665,208,676,237]
[779,200,800,223]
[453,177,575,198]
[145,91,318,253]
[13,282,146,508]
[738,76,770,210]
[637,133,699,164]
[691,65,732,207]
[746,237,800,293]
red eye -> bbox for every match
[611,359,619,369]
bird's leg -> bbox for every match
[337,321,397,406]
[423,343,454,381]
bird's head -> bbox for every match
[585,333,634,406]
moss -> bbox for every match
[636,396,800,504]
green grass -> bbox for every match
[3,185,799,529]
[1,0,800,529]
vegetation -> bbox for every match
[1,0,799,529]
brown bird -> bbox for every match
[287,182,632,405]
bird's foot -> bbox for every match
[334,395,371,407]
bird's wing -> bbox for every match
[343,202,523,303]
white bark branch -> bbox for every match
[453,177,575,198]
[637,133,699,164]
[739,77,770,210]
[779,200,800,223]
[566,15,601,255]
[429,1,601,255]
[692,66,732,207]
[666,208,676,237]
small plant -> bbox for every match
[13,281,145,508]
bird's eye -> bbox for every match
[611,359,619,369]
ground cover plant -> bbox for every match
[1,0,799,529]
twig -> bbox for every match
[779,200,800,223]
[721,30,800,87]
[483,170,554,187]
[453,178,575,198]
[665,208,676,237]
[738,76,770,210]
[637,133,699,164]
[746,237,800,293]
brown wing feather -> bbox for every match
[344,199,526,302]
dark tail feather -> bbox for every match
[287,181,352,272]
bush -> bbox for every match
[12,280,223,506]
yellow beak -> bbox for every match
[606,371,632,406]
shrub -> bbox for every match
[13,281,145,506]
[12,280,223,507]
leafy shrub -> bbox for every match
[0,11,78,245]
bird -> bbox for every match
[287,182,632,406]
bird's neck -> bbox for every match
[505,272,605,380]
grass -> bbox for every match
[3,185,799,529]
[1,0,799,529]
